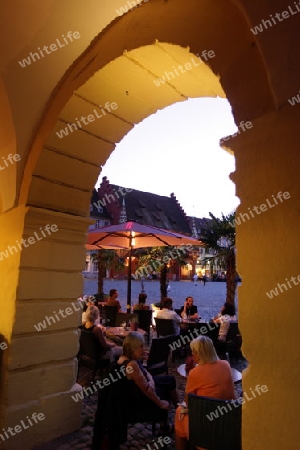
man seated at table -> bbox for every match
[106,289,122,312]
[156,297,182,335]
[180,296,199,320]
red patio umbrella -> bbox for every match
[86,221,201,310]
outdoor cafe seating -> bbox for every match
[133,309,153,344]
[103,305,118,326]
[155,317,176,337]
[146,336,173,376]
[115,312,136,327]
[188,393,242,450]
[77,326,110,381]
[91,361,167,449]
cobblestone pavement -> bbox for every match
[35,343,247,450]
[83,278,241,321]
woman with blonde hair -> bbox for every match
[175,335,235,450]
[118,331,178,434]
[83,305,122,362]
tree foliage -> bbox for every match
[200,212,237,305]
[91,249,125,294]
[134,246,173,301]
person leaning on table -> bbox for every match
[174,335,235,450]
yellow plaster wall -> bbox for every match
[0,79,17,213]
[230,104,300,449]
[0,206,27,340]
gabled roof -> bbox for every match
[89,188,111,219]
[110,184,192,234]
[95,177,192,235]
[91,178,212,237]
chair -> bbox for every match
[155,317,175,337]
[225,322,243,359]
[92,362,166,449]
[188,393,242,450]
[146,336,172,375]
[77,327,110,381]
[115,312,136,327]
[103,305,118,326]
[134,310,153,344]
[192,322,220,343]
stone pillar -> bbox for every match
[0,206,90,449]
[229,104,300,449]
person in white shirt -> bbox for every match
[156,297,182,335]
[213,302,237,341]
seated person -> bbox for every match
[174,336,235,450]
[81,296,98,325]
[91,332,178,448]
[156,297,182,336]
[106,288,121,312]
[117,332,178,433]
[83,305,122,362]
[180,296,199,320]
[133,293,150,311]
[213,302,237,341]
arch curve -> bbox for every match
[20,0,275,206]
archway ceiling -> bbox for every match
[30,43,225,216]
[46,42,225,168]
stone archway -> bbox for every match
[1,1,300,449]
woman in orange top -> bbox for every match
[175,335,235,450]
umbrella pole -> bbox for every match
[127,245,132,312]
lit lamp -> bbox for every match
[127,232,135,312]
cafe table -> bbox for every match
[177,363,242,383]
[106,327,146,339]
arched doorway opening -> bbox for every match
[4,1,282,448]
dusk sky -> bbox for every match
[96,97,240,219]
